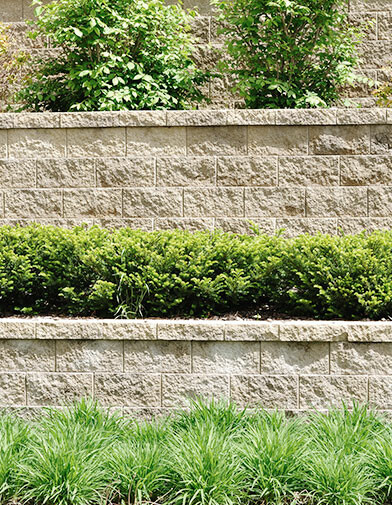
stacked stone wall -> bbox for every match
[1,319,392,416]
[0,110,391,236]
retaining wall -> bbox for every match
[0,110,392,235]
[1,0,391,106]
[1,318,392,417]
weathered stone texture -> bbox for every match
[0,320,389,410]
[309,126,370,155]
[162,374,229,407]
[248,126,307,155]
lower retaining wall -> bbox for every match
[1,318,392,417]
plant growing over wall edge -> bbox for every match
[17,0,207,111]
[213,0,364,108]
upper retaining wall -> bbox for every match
[0,109,392,235]
[1,318,392,417]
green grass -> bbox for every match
[1,399,392,505]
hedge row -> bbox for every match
[1,225,392,319]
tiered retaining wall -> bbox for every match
[0,109,392,235]
[1,318,392,416]
[1,0,392,106]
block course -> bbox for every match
[1,110,392,236]
[1,318,392,416]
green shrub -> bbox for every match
[17,0,206,111]
[213,0,362,108]
[2,225,392,319]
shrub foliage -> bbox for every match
[214,0,362,108]
[17,0,206,111]
[1,225,392,319]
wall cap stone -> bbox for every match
[0,317,390,341]
[0,109,388,129]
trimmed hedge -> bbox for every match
[1,224,392,319]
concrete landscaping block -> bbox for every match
[0,319,387,410]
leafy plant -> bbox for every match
[213,0,363,108]
[17,0,206,111]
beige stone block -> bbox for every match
[369,376,392,409]
[167,110,227,126]
[230,375,298,409]
[226,110,275,125]
[350,0,392,11]
[63,189,122,217]
[368,187,392,216]
[157,320,224,340]
[370,125,392,154]
[2,0,23,21]
[279,156,339,186]
[378,13,392,40]
[116,111,166,127]
[184,188,243,217]
[56,340,123,372]
[14,113,60,129]
[0,373,25,405]
[248,126,307,155]
[0,160,35,188]
[276,218,337,237]
[225,322,279,341]
[347,322,392,342]
[0,114,15,129]
[279,322,348,342]
[101,320,157,340]
[155,218,214,231]
[190,15,210,44]
[340,156,392,185]
[359,40,392,69]
[37,159,95,188]
[306,188,367,217]
[123,188,182,217]
[95,218,153,230]
[214,218,275,235]
[260,342,329,374]
[96,157,154,187]
[0,320,35,339]
[0,340,54,371]
[27,373,92,406]
[187,126,247,155]
[8,129,66,158]
[217,156,277,186]
[36,320,103,340]
[337,217,392,234]
[162,374,229,407]
[276,110,336,125]
[4,189,62,218]
[125,341,191,373]
[67,128,125,158]
[331,342,392,375]
[300,375,367,409]
[337,109,385,125]
[245,188,305,217]
[127,127,186,156]
[157,157,215,186]
[192,342,259,374]
[94,373,161,407]
[309,126,370,155]
[60,112,115,128]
